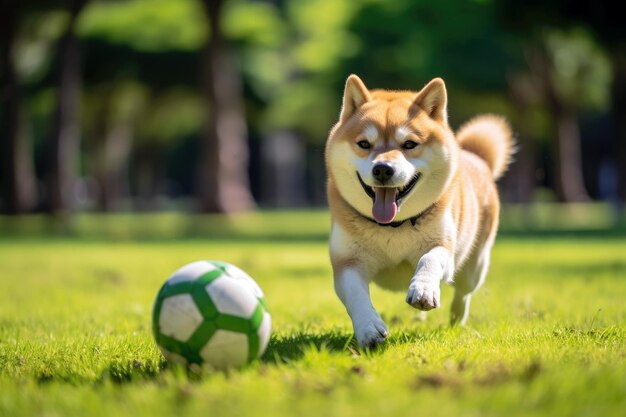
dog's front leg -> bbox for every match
[334,267,388,348]
[406,246,454,310]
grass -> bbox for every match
[0,211,625,417]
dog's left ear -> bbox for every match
[340,74,371,122]
[414,78,447,122]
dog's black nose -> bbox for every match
[372,163,395,182]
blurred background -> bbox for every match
[1,0,625,225]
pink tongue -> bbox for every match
[372,188,398,224]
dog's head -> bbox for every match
[326,75,459,224]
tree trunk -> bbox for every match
[550,108,589,202]
[134,143,165,211]
[261,131,307,208]
[506,74,537,203]
[197,0,255,213]
[505,130,535,204]
[612,46,626,205]
[91,90,132,212]
[45,0,86,214]
[533,47,590,202]
[0,0,37,214]
[94,125,132,211]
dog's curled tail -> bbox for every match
[456,114,515,180]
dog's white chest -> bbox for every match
[330,221,436,291]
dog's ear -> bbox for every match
[414,78,447,122]
[340,74,371,122]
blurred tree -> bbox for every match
[45,0,88,214]
[530,30,609,201]
[581,4,626,204]
[197,0,255,212]
[342,0,515,94]
[221,0,355,206]
[506,72,540,203]
[83,80,146,210]
[0,0,37,214]
[79,0,255,211]
[500,0,623,203]
[133,89,203,209]
[78,0,206,209]
[5,0,622,213]
[613,49,626,204]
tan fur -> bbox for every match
[326,75,514,347]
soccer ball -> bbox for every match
[152,260,271,370]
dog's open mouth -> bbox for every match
[356,172,421,224]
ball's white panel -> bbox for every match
[168,260,217,285]
[224,264,264,298]
[158,346,188,366]
[205,277,258,317]
[159,294,203,342]
[257,312,272,358]
[200,330,249,369]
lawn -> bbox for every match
[0,211,625,417]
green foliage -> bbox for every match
[220,0,289,127]
[236,0,524,139]
[343,0,515,90]
[225,0,361,139]
[82,79,148,134]
[544,28,612,111]
[263,80,338,139]
[286,0,359,73]
[135,89,204,145]
[0,212,625,416]
[27,88,56,147]
[78,0,206,52]
[15,11,68,83]
[223,0,286,47]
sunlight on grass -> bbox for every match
[0,214,625,417]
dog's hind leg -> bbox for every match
[450,238,493,326]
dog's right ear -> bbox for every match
[340,74,371,122]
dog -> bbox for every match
[325,75,514,348]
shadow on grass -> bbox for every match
[34,358,165,386]
[103,358,165,384]
[92,331,357,384]
[262,331,354,364]
[29,326,478,385]
[260,325,460,364]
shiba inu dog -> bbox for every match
[326,75,514,347]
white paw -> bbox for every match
[353,315,389,348]
[406,280,440,311]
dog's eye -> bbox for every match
[357,140,371,150]
[402,140,419,150]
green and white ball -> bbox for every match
[152,260,271,370]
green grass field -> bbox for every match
[1,211,625,417]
